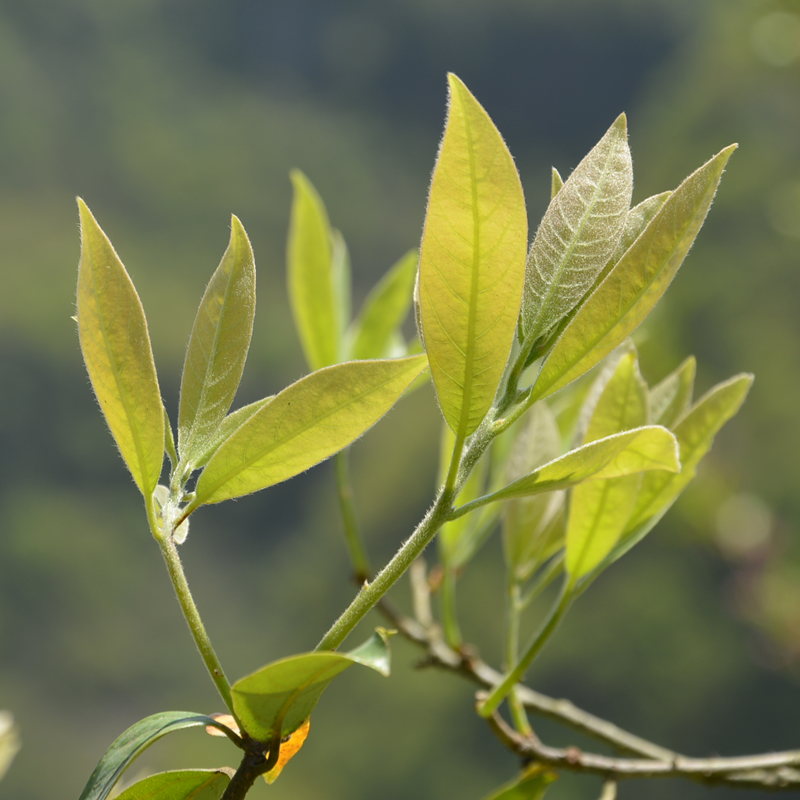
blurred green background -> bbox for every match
[1,0,800,798]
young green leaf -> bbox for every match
[350,250,418,360]
[452,426,679,517]
[190,396,274,469]
[531,145,736,402]
[232,629,391,742]
[503,402,565,578]
[115,770,231,800]
[419,73,527,438]
[178,216,256,467]
[287,170,340,370]
[522,115,632,343]
[627,373,753,530]
[193,355,428,505]
[331,228,352,349]
[565,352,648,579]
[78,712,230,800]
[650,356,696,428]
[76,199,164,497]
[482,766,557,800]
[609,191,671,267]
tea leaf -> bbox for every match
[78,712,227,800]
[565,352,648,578]
[351,249,418,360]
[531,145,736,402]
[194,355,427,504]
[419,73,527,438]
[628,373,753,530]
[76,199,164,497]
[287,171,341,370]
[115,770,231,800]
[454,426,679,516]
[178,216,256,466]
[482,765,557,800]
[522,115,632,342]
[232,630,391,742]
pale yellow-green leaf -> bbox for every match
[193,355,428,505]
[531,145,736,402]
[351,249,418,360]
[650,356,696,429]
[0,712,19,781]
[522,115,632,343]
[419,73,527,438]
[191,396,274,469]
[609,191,671,267]
[76,199,164,497]
[455,426,679,516]
[628,373,753,530]
[565,351,648,578]
[503,402,565,576]
[178,216,256,466]
[287,170,340,370]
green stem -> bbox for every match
[334,449,371,581]
[479,579,573,718]
[505,578,532,735]
[441,565,463,649]
[316,489,454,651]
[158,535,237,718]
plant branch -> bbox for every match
[315,489,454,651]
[157,535,237,719]
[484,708,800,790]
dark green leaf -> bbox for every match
[78,712,229,800]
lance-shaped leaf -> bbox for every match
[232,630,391,742]
[565,352,648,579]
[419,73,527,438]
[531,145,736,403]
[76,199,164,496]
[287,170,341,370]
[627,373,753,531]
[351,250,418,360]
[178,216,256,466]
[193,355,427,505]
[451,426,679,518]
[503,402,565,577]
[650,356,696,429]
[550,167,563,199]
[78,712,231,800]
[115,770,232,800]
[522,115,632,343]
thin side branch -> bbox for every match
[485,709,800,790]
[380,576,800,790]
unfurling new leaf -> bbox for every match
[76,199,164,497]
[522,115,633,343]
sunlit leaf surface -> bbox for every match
[115,770,231,800]
[419,73,527,437]
[76,199,164,496]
